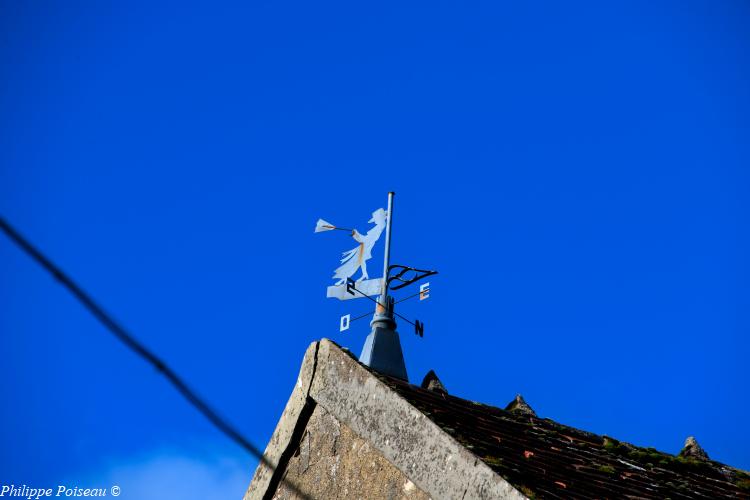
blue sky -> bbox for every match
[1,1,749,497]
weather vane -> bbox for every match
[315,192,437,338]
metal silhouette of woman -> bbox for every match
[332,208,387,285]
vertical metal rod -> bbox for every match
[381,192,395,301]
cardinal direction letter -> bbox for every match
[415,319,425,338]
[419,282,430,300]
[340,314,351,332]
[327,278,383,301]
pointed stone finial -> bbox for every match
[679,436,709,461]
[505,394,537,417]
[420,370,448,394]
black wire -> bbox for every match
[349,311,373,323]
[395,288,430,305]
[0,217,266,456]
[0,217,262,457]
[348,282,417,327]
[349,287,430,323]
[1,216,317,498]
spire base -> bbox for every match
[359,319,408,381]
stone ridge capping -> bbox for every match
[504,394,536,417]
[680,436,709,461]
[420,369,448,395]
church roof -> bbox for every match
[245,340,749,499]
[375,371,750,499]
